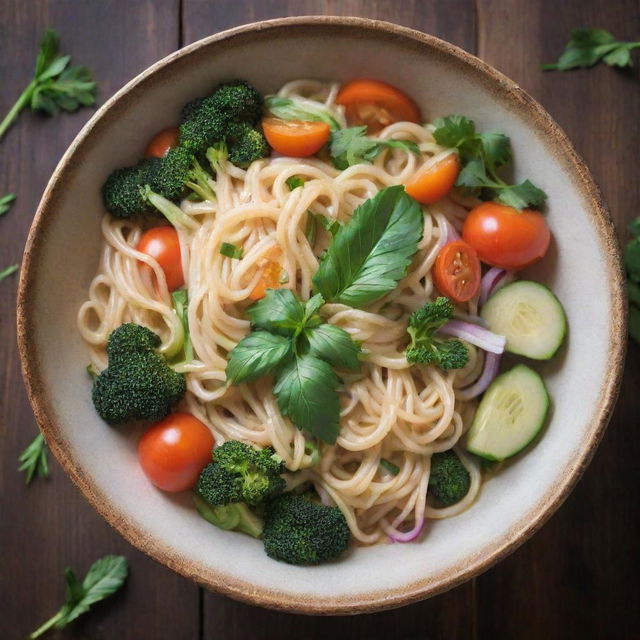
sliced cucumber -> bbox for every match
[466,364,549,461]
[481,280,567,360]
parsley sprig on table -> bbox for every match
[0,29,97,141]
[18,433,50,484]
[624,219,640,343]
[30,555,128,639]
[543,28,640,71]
[0,193,16,216]
[432,115,547,210]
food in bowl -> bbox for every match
[77,76,567,565]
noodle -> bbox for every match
[78,80,483,545]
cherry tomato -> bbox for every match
[249,248,283,301]
[405,154,459,204]
[336,79,421,133]
[462,202,551,270]
[138,413,214,492]
[262,117,330,157]
[145,127,179,158]
[433,240,481,302]
[137,226,184,291]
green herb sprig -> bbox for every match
[624,219,640,343]
[0,264,18,282]
[543,28,640,71]
[18,433,50,484]
[0,193,16,216]
[432,115,547,210]
[29,555,128,639]
[0,29,97,141]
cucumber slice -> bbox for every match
[466,364,549,461]
[481,280,567,360]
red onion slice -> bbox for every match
[456,352,502,401]
[389,518,425,543]
[479,267,516,306]
[439,320,506,354]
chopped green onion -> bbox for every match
[286,176,305,190]
[279,270,290,284]
[220,242,243,259]
[380,458,400,475]
[172,289,193,362]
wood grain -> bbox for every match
[0,2,200,639]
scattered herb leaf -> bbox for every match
[0,193,16,216]
[286,176,305,190]
[18,433,49,484]
[380,458,400,475]
[0,264,19,282]
[220,242,243,259]
[624,218,640,343]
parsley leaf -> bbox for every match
[226,331,293,385]
[0,29,97,141]
[432,115,547,210]
[18,432,49,484]
[330,126,420,170]
[247,288,306,335]
[313,185,423,308]
[274,354,341,444]
[0,193,16,216]
[543,28,640,71]
[29,555,128,639]
[305,324,361,371]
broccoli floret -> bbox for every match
[193,494,263,538]
[179,95,226,155]
[146,146,193,201]
[263,493,350,565]
[405,297,469,370]
[92,323,186,424]
[180,97,205,122]
[196,440,285,506]
[102,160,155,218]
[226,122,270,168]
[428,450,470,506]
[210,80,263,125]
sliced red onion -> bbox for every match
[439,320,506,354]
[456,352,502,401]
[443,219,461,245]
[389,517,425,543]
[479,267,516,306]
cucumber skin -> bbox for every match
[482,281,567,361]
[466,364,551,462]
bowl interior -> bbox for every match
[19,18,624,613]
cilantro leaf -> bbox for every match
[479,132,511,170]
[18,432,49,484]
[247,288,305,335]
[432,115,476,147]
[226,331,293,385]
[456,158,491,189]
[543,28,640,71]
[29,555,128,639]
[313,185,423,308]
[273,354,341,444]
[0,193,16,216]
[305,324,361,371]
[496,179,548,210]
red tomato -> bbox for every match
[336,79,421,133]
[138,413,214,492]
[262,117,330,156]
[462,202,551,270]
[433,240,481,302]
[405,154,459,204]
[137,226,184,291]
[145,127,179,158]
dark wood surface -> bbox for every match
[0,1,637,638]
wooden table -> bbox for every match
[1,1,637,638]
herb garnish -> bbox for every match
[286,176,305,190]
[313,185,423,308]
[432,115,547,210]
[0,193,16,216]
[624,219,640,343]
[220,242,244,259]
[0,264,19,282]
[380,458,400,475]
[171,289,193,362]
[29,555,128,639]
[0,29,97,141]
[543,28,640,71]
[18,432,50,484]
[265,96,341,131]
[226,289,361,444]
[330,126,420,170]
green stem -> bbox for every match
[0,80,37,141]
[30,610,65,639]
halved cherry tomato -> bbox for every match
[405,154,459,204]
[138,413,214,492]
[249,247,283,301]
[137,226,184,291]
[433,240,481,302]
[262,117,330,157]
[336,79,421,133]
[145,127,180,158]
[462,202,551,270]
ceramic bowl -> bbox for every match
[17,16,625,614]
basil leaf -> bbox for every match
[313,186,423,308]
[226,331,292,385]
[273,354,340,444]
[305,324,361,371]
[247,288,305,335]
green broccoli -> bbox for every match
[101,160,155,218]
[226,122,270,168]
[210,80,263,125]
[263,493,350,565]
[405,297,469,370]
[92,323,186,424]
[428,450,470,506]
[193,494,263,538]
[196,440,285,506]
